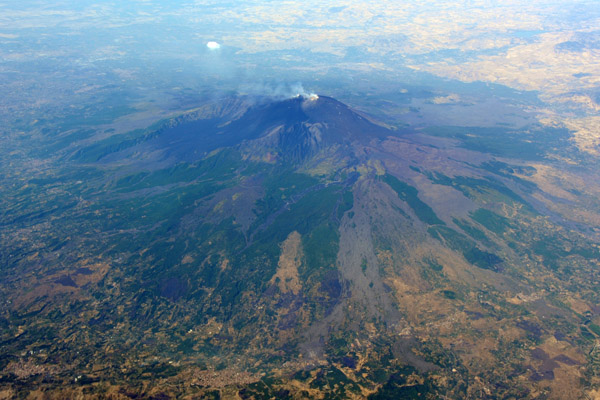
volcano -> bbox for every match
[4,94,599,398]
[74,95,395,166]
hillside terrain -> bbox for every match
[2,94,600,399]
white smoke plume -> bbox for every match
[238,82,318,102]
[288,83,318,100]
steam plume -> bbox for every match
[238,82,318,101]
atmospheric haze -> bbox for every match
[1,1,600,399]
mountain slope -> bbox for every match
[2,94,600,398]
[72,95,392,166]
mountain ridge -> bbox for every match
[3,94,600,398]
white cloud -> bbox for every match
[206,41,221,50]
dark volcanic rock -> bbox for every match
[530,348,549,361]
[278,312,298,330]
[320,270,343,299]
[55,275,77,287]
[341,356,357,369]
[517,320,544,339]
[530,369,555,381]
[159,277,187,301]
[76,95,396,166]
[75,267,93,275]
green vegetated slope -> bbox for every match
[379,173,444,226]
[3,98,600,399]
